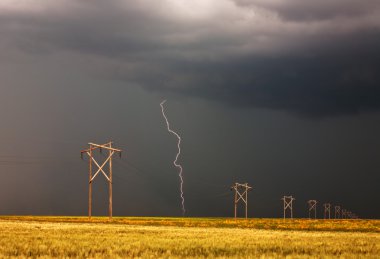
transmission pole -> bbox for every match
[334,205,341,219]
[307,200,317,219]
[81,141,122,219]
[323,203,331,219]
[282,196,295,219]
[341,208,347,219]
[231,182,252,219]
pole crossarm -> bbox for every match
[81,142,122,154]
[80,141,123,220]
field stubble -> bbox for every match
[0,216,379,258]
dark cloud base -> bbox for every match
[143,35,380,118]
[1,1,380,118]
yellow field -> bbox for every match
[0,216,379,258]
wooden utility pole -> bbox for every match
[323,203,331,219]
[307,200,317,219]
[341,209,347,219]
[334,205,341,219]
[81,141,122,219]
[282,196,295,219]
[231,182,252,219]
[88,144,92,218]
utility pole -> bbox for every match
[323,203,331,219]
[282,196,295,219]
[231,182,252,219]
[307,200,317,219]
[334,205,341,219]
[341,209,347,219]
[81,141,122,219]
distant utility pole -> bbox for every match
[341,209,347,219]
[334,206,341,219]
[81,141,122,219]
[231,182,252,219]
[307,200,317,219]
[323,203,331,219]
[282,196,295,219]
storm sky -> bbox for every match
[0,0,379,218]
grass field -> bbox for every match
[0,216,379,258]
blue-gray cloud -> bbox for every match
[0,0,380,117]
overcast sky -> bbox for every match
[0,0,379,218]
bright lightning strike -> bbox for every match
[160,100,185,215]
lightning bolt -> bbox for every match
[160,100,185,215]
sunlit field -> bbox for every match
[0,216,379,258]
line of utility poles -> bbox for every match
[281,196,358,219]
[78,142,359,220]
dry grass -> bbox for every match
[0,216,379,258]
[1,216,379,232]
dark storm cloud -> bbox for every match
[1,0,380,117]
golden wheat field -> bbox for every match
[0,216,379,258]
